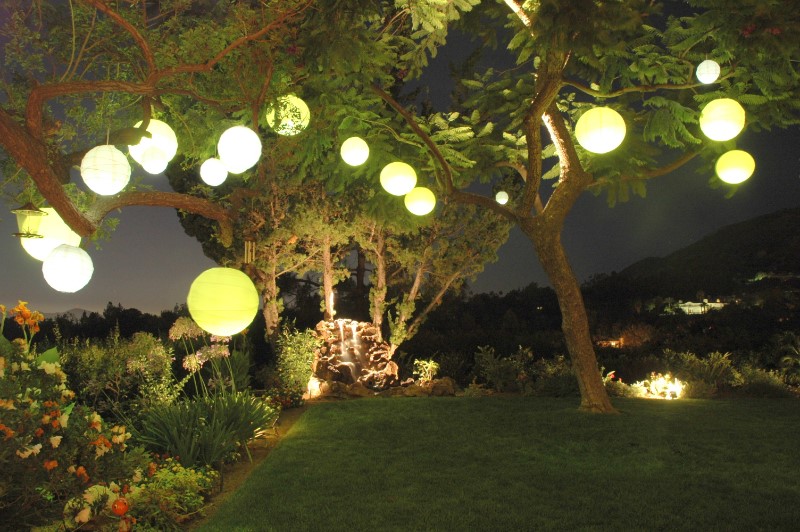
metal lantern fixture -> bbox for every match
[11,202,47,238]
[380,162,417,196]
[699,98,745,141]
[575,107,626,154]
[80,145,131,195]
[187,267,260,336]
[266,95,311,136]
[696,59,721,84]
[495,191,509,205]
[715,150,755,184]
[200,158,228,186]
[340,136,370,166]
[42,244,94,293]
[128,119,178,171]
[217,126,262,174]
[21,207,81,261]
[404,186,436,216]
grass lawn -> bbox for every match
[198,396,800,531]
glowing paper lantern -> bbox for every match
[404,187,436,216]
[696,59,721,84]
[217,126,262,174]
[266,95,311,136]
[139,146,169,175]
[21,208,81,261]
[575,107,626,154]
[42,244,93,293]
[715,150,755,184]
[200,158,228,186]
[128,119,178,165]
[380,162,417,196]
[10,202,46,238]
[495,191,509,205]
[80,145,131,195]
[699,98,745,141]
[187,267,259,336]
[340,137,370,166]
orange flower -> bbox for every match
[91,435,112,448]
[51,418,60,428]
[35,427,45,438]
[75,465,89,483]
[147,462,157,477]
[0,423,15,440]
[43,459,58,471]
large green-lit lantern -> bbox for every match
[404,187,436,216]
[42,244,94,293]
[340,136,369,166]
[266,95,311,136]
[575,107,626,154]
[217,126,262,174]
[187,267,259,336]
[80,145,131,195]
[21,208,81,261]
[380,162,417,196]
[699,98,745,141]
[128,119,178,173]
[715,150,755,184]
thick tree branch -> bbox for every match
[564,78,714,99]
[588,151,700,191]
[81,0,156,73]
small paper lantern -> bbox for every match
[21,208,81,261]
[80,145,131,195]
[404,187,436,216]
[575,107,626,154]
[266,95,311,136]
[217,126,262,174]
[10,202,46,238]
[696,59,721,84]
[200,158,228,186]
[715,150,755,184]
[699,98,745,141]
[495,191,509,205]
[380,162,417,196]
[128,119,178,165]
[42,244,93,293]
[139,146,169,175]
[340,137,370,166]
[187,267,259,336]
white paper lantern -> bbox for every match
[21,208,81,261]
[187,267,260,336]
[128,119,178,165]
[380,162,417,196]
[699,98,745,141]
[715,150,755,184]
[575,107,626,154]
[495,191,509,205]
[340,137,370,166]
[404,187,436,216]
[80,145,131,195]
[200,158,228,186]
[696,59,721,84]
[42,244,93,293]
[217,126,262,174]
[266,95,311,136]
[139,146,169,175]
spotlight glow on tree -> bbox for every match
[574,107,626,153]
[380,162,417,196]
[42,244,93,293]
[128,119,178,167]
[80,145,131,195]
[200,158,228,186]
[266,95,311,136]
[217,126,262,174]
[187,267,259,336]
[495,191,509,205]
[404,186,436,215]
[340,136,370,166]
[696,59,721,84]
[699,98,746,141]
[21,208,81,261]
[715,150,755,184]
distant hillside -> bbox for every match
[618,207,800,298]
[43,308,90,321]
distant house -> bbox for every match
[676,299,725,315]
[596,338,624,348]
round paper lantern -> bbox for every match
[187,267,259,336]
[128,119,178,165]
[200,158,228,186]
[575,107,626,154]
[380,162,417,196]
[699,98,745,141]
[404,187,436,216]
[340,137,370,166]
[715,150,755,184]
[266,95,311,136]
[495,191,509,205]
[42,244,93,293]
[139,146,169,175]
[21,208,81,261]
[696,59,721,84]
[80,145,131,195]
[217,126,262,174]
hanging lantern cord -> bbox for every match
[244,239,255,264]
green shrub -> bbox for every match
[530,356,579,397]
[412,358,440,383]
[473,345,518,392]
[663,350,743,394]
[736,366,794,398]
[275,323,320,403]
[433,351,472,387]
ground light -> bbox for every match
[21,207,81,260]
[80,145,131,195]
[42,244,94,293]
[380,162,417,195]
[575,107,626,154]
[217,126,262,174]
[716,150,755,184]
[187,267,259,336]
[266,95,311,136]
[404,187,436,215]
[699,98,745,141]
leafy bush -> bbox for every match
[663,350,743,395]
[412,359,440,383]
[473,345,518,392]
[736,366,794,398]
[433,351,472,387]
[275,323,320,403]
[529,355,579,397]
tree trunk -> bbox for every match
[370,231,387,341]
[355,246,367,295]
[322,234,335,320]
[262,264,281,353]
[524,221,617,414]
